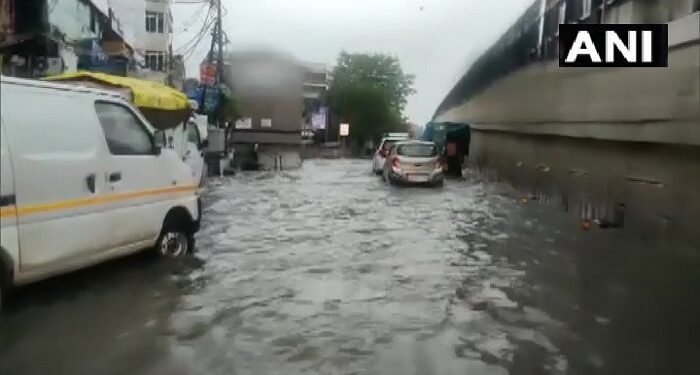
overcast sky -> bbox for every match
[171,0,533,125]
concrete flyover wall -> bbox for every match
[470,132,700,246]
[436,12,700,244]
[436,12,700,145]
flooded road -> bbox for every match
[1,160,698,375]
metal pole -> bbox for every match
[167,44,173,86]
[216,0,223,84]
[199,29,216,116]
[324,106,329,144]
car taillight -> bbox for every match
[391,157,400,169]
[434,160,443,171]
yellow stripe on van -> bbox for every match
[0,185,197,218]
[0,206,16,218]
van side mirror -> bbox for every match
[199,139,209,151]
[153,130,165,155]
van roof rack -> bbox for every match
[1,75,126,100]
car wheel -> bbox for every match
[432,180,444,188]
[156,226,191,258]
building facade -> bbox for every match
[129,0,184,87]
[302,63,329,144]
[0,0,135,77]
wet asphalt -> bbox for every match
[1,159,698,375]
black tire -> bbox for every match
[0,272,7,313]
[0,260,9,313]
[431,180,444,188]
[155,223,192,258]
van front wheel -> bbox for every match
[0,266,9,313]
[0,277,7,313]
[156,229,191,258]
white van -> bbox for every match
[0,76,201,309]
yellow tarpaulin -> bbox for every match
[43,71,193,129]
[44,71,191,111]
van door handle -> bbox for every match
[109,172,122,182]
[86,174,96,193]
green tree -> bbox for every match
[217,92,241,123]
[329,52,415,144]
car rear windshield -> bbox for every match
[397,144,437,157]
[381,140,398,150]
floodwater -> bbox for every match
[1,160,698,375]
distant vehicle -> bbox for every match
[372,133,410,174]
[164,116,208,187]
[382,132,410,139]
[382,141,444,187]
[0,77,201,310]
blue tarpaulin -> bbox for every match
[200,85,220,115]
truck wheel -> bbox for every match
[156,226,191,258]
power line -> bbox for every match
[174,5,215,54]
[174,2,208,33]
[180,23,214,59]
[178,13,217,58]
[177,13,215,56]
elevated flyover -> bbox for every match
[434,1,700,244]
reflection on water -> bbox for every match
[471,132,700,246]
[1,160,698,375]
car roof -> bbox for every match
[383,132,410,138]
[394,140,435,146]
[382,137,406,142]
[381,136,409,141]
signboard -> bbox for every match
[559,24,668,68]
[201,85,220,115]
[261,118,272,128]
[200,64,217,85]
[235,117,252,129]
[311,106,327,130]
[339,123,350,137]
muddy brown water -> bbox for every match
[1,160,698,375]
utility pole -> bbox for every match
[216,0,224,85]
[214,0,230,158]
[167,44,173,87]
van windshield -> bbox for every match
[397,144,437,157]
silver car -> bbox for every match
[382,141,444,187]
